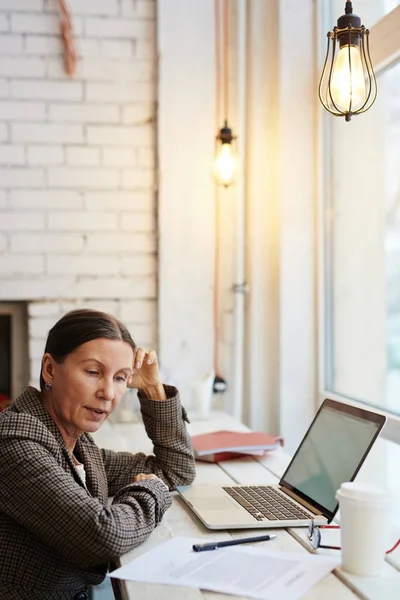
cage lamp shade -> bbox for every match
[213,121,239,187]
[319,1,377,122]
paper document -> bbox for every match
[110,536,339,600]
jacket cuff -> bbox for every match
[138,385,190,423]
[112,479,172,521]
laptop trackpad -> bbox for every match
[192,497,242,511]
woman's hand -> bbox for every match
[134,473,169,490]
[127,348,167,400]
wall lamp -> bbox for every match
[319,1,377,122]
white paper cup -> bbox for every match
[336,482,394,577]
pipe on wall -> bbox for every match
[232,0,248,422]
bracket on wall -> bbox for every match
[232,282,249,294]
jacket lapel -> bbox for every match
[75,437,109,503]
[12,387,108,501]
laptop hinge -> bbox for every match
[282,488,323,516]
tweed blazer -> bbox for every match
[0,385,195,600]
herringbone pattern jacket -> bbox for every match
[0,386,195,599]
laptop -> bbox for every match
[177,399,386,529]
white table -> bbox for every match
[92,411,400,600]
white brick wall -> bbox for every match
[0,100,46,120]
[12,123,84,143]
[0,57,46,77]
[2,1,43,13]
[0,168,45,187]
[49,103,119,123]
[0,34,24,54]
[0,15,8,31]
[0,145,25,164]
[11,79,83,100]
[0,0,157,387]
[0,123,8,141]
[0,79,9,96]
[25,34,62,55]
[84,190,151,211]
[0,211,45,229]
[28,144,64,165]
[9,190,83,209]
[66,146,100,166]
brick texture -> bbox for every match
[0,0,157,385]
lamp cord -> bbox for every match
[223,0,229,121]
[58,0,77,76]
[215,0,222,126]
[213,0,222,377]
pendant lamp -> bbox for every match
[213,120,239,187]
[319,1,377,121]
[213,0,239,187]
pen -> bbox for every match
[192,534,277,552]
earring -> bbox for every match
[44,381,53,391]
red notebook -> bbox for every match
[191,430,284,463]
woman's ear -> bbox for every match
[41,353,56,383]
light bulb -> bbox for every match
[213,143,238,187]
[330,44,366,112]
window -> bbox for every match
[326,58,400,415]
[324,2,400,415]
[322,2,400,521]
[368,0,399,26]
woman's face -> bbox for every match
[42,337,134,446]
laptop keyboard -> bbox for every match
[222,485,312,522]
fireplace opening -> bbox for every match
[0,303,29,408]
[0,314,11,404]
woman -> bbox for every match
[0,309,196,600]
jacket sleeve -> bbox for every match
[101,385,196,495]
[0,437,172,569]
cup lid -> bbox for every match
[337,481,394,504]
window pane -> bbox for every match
[356,436,400,526]
[329,1,400,29]
[326,60,400,415]
[369,0,400,27]
[385,61,400,413]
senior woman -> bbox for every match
[0,309,196,600]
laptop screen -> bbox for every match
[280,399,386,519]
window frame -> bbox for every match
[319,4,400,446]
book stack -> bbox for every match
[190,430,284,463]
[0,392,10,412]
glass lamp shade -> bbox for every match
[330,44,366,112]
[319,4,377,121]
[213,142,239,187]
[213,122,239,187]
